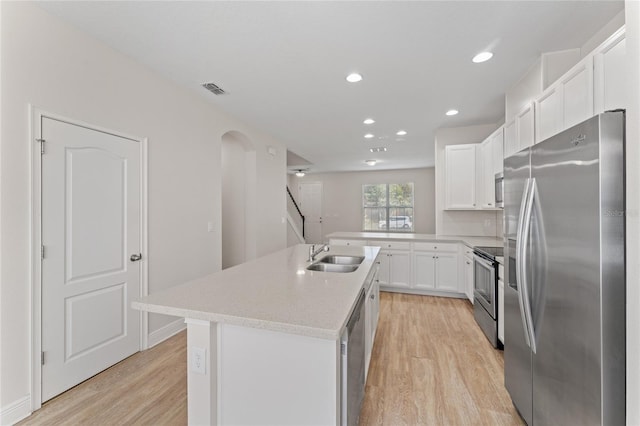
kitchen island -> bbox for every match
[133,244,380,425]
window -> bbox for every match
[363,183,414,232]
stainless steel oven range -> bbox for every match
[473,246,503,348]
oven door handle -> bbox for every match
[473,254,495,270]
[515,178,532,349]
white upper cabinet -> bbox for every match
[517,102,535,151]
[504,119,517,158]
[446,128,503,211]
[561,56,594,130]
[535,86,563,143]
[535,55,593,143]
[445,144,476,209]
[534,27,626,144]
[492,128,504,176]
[594,27,627,114]
[478,126,503,209]
[504,103,535,158]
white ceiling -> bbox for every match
[36,1,624,173]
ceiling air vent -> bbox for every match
[202,82,227,95]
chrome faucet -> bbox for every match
[309,244,329,262]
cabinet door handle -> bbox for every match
[466,261,471,265]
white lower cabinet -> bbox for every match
[369,241,411,289]
[412,243,459,293]
[327,238,486,298]
[413,252,436,289]
[364,273,380,378]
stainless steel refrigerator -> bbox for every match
[503,111,626,425]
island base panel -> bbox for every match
[186,319,218,425]
[219,323,340,425]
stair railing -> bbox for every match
[286,186,305,239]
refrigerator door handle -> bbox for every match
[520,178,538,354]
[515,178,532,349]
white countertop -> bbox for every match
[326,232,503,248]
[133,244,380,340]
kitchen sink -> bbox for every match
[317,255,365,265]
[306,263,358,273]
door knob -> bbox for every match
[130,253,142,262]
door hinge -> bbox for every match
[41,351,46,365]
[41,245,46,259]
[36,138,45,155]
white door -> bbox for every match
[41,117,141,402]
[298,182,323,244]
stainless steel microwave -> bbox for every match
[495,172,504,208]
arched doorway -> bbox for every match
[221,131,257,269]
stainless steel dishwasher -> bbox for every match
[340,289,366,426]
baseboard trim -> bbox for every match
[380,286,467,299]
[147,318,186,348]
[0,395,31,425]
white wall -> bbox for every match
[222,139,247,269]
[581,9,626,58]
[294,168,435,241]
[505,59,543,123]
[624,1,639,423]
[434,123,502,237]
[0,2,286,415]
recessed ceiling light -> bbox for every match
[370,147,387,153]
[346,73,363,83]
[446,109,459,116]
[396,130,407,136]
[363,118,375,125]
[364,133,374,139]
[472,51,493,63]
[365,159,377,166]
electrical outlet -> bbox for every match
[191,346,206,375]
[207,222,214,233]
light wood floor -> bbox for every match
[360,292,523,425]
[20,292,523,425]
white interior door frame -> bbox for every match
[29,106,149,411]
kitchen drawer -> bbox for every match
[462,244,474,258]
[499,264,504,281]
[368,240,411,251]
[413,242,458,252]
[329,239,367,247]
